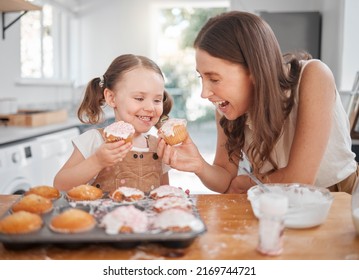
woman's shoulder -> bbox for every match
[299,59,336,90]
[300,59,334,80]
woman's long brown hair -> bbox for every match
[194,11,311,174]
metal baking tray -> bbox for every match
[0,193,206,250]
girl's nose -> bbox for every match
[143,101,155,111]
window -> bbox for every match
[154,3,228,121]
[20,1,71,82]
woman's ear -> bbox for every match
[104,89,116,108]
[249,73,255,85]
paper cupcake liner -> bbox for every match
[162,125,188,145]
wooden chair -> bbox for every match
[348,71,359,139]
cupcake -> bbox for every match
[11,194,53,215]
[49,208,96,233]
[101,205,148,234]
[157,118,188,145]
[66,184,103,201]
[151,208,205,232]
[149,185,188,200]
[152,196,192,213]
[0,211,43,234]
[25,185,61,200]
[103,120,135,143]
[110,186,145,202]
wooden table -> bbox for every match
[0,193,358,260]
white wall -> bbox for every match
[76,0,228,85]
[0,12,74,109]
[340,0,359,90]
[77,0,154,85]
[230,0,345,88]
[0,0,358,110]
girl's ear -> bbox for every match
[104,89,116,108]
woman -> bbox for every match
[157,11,358,194]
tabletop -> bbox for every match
[0,193,358,260]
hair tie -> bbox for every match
[160,115,169,123]
[99,75,104,88]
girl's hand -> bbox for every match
[94,140,132,168]
[157,136,204,173]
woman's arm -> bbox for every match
[157,111,238,193]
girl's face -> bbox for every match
[105,67,165,135]
[195,49,254,120]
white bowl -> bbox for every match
[247,183,334,229]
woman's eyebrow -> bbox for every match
[196,69,219,76]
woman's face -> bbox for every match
[195,49,254,120]
[105,67,164,134]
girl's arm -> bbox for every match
[160,172,169,185]
[53,147,103,190]
[228,60,336,193]
[54,141,132,190]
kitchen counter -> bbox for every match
[0,111,115,145]
[0,193,358,260]
[0,117,82,145]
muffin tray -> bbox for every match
[0,193,206,250]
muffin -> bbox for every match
[149,185,188,200]
[0,211,43,234]
[152,196,192,213]
[49,208,96,233]
[103,121,135,143]
[101,205,148,234]
[110,186,145,202]
[66,184,103,201]
[25,185,61,200]
[11,194,53,214]
[151,208,205,232]
[157,118,188,145]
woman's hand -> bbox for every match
[94,140,132,168]
[157,136,204,173]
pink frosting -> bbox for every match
[111,187,144,200]
[153,196,192,212]
[159,118,187,136]
[101,205,148,234]
[152,208,204,232]
[104,121,135,138]
[149,185,187,199]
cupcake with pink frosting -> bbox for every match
[110,186,145,202]
[157,118,188,145]
[101,205,148,234]
[103,121,135,143]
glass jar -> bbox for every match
[352,178,359,234]
[257,192,288,256]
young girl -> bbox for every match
[157,11,358,194]
[54,54,173,193]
